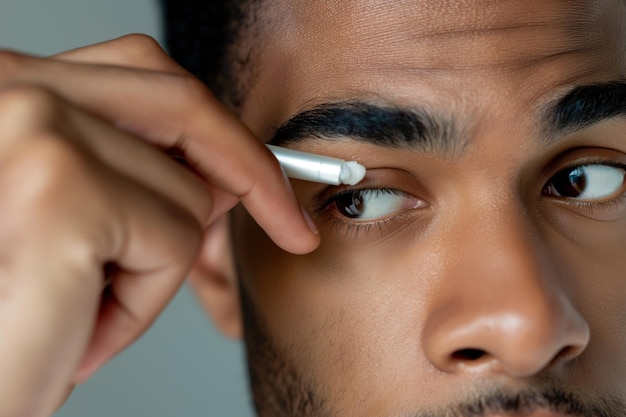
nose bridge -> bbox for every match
[422,196,590,378]
[458,199,552,301]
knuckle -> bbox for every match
[100,34,174,71]
[0,85,62,134]
[117,33,165,55]
[8,133,91,199]
[0,84,59,109]
[0,134,106,269]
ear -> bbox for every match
[188,214,242,339]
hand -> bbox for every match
[7,34,319,253]
[0,35,320,417]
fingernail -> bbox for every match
[301,205,319,235]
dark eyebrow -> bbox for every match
[267,101,461,157]
[268,81,626,154]
[546,81,626,139]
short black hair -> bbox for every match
[162,0,262,111]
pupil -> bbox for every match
[552,167,586,197]
[336,193,364,218]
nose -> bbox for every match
[422,208,590,378]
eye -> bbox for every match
[543,164,626,200]
[332,189,423,221]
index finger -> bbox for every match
[1,51,320,254]
[51,34,188,75]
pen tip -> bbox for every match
[340,161,366,185]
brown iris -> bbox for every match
[546,167,587,197]
[335,192,365,218]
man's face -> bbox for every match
[228,1,626,416]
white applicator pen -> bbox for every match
[267,145,366,186]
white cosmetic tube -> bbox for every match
[267,145,366,186]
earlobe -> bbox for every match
[188,215,243,339]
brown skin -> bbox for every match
[190,1,626,416]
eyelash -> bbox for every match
[313,159,626,240]
[313,188,420,239]
[542,160,626,217]
[547,186,626,219]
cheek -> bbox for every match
[545,213,626,392]
[230,205,442,413]
[231,198,626,409]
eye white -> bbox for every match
[355,190,418,220]
[577,165,625,199]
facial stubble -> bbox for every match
[238,283,625,417]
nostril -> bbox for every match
[551,345,582,366]
[451,348,486,361]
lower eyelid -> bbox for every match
[545,189,626,222]
[323,210,422,240]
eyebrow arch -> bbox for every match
[267,101,461,157]
[546,80,626,139]
[268,81,626,154]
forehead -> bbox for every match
[275,0,614,61]
[244,0,625,132]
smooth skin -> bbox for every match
[0,36,318,417]
[189,1,626,417]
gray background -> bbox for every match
[0,1,254,416]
